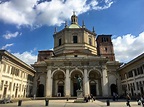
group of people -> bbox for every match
[112,92,119,101]
[84,94,95,102]
[126,94,144,107]
[137,94,144,107]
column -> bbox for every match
[32,75,37,96]
[46,69,52,97]
[0,62,3,90]
[84,68,90,96]
[96,80,100,95]
[65,68,70,97]
[102,65,108,96]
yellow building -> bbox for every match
[0,50,35,99]
[119,53,144,98]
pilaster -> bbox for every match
[65,68,70,97]
[84,67,90,96]
[102,65,108,96]
[46,68,52,97]
[32,75,37,96]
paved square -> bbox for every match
[0,99,143,107]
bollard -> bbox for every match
[67,98,69,101]
[33,94,36,100]
[106,100,110,106]
[18,100,22,106]
[45,98,49,106]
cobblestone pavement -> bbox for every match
[0,99,143,107]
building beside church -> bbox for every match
[32,13,121,97]
[119,53,144,97]
[0,50,35,99]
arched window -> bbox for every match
[58,38,61,46]
[89,38,92,45]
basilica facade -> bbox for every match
[32,13,121,97]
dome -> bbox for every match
[69,24,81,28]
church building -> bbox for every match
[32,13,121,97]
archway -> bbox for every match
[70,70,83,96]
[110,84,117,96]
[57,81,64,97]
[90,81,96,96]
[52,70,65,97]
[37,84,44,97]
[89,70,101,96]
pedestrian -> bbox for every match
[113,92,116,101]
[116,93,119,101]
[91,94,93,102]
[126,94,131,107]
[88,95,91,102]
[140,95,144,107]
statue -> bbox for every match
[74,75,82,90]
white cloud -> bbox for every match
[3,31,21,39]
[13,51,37,65]
[112,32,144,63]
[0,0,113,27]
[1,43,14,49]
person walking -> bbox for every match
[140,95,144,107]
[126,94,131,107]
[90,94,94,102]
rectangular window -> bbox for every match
[13,83,15,91]
[7,66,10,73]
[0,80,4,90]
[133,83,135,90]
[89,38,92,45]
[73,36,78,43]
[134,69,137,76]
[102,37,108,42]
[58,38,61,46]
[137,68,140,75]
[128,71,133,77]
[19,84,21,91]
[136,82,139,90]
[3,64,6,72]
[140,66,143,74]
[9,82,12,90]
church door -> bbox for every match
[38,84,44,97]
[58,86,64,97]
[90,84,96,96]
[110,84,117,96]
[73,83,77,96]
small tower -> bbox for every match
[71,11,78,24]
[96,35,115,61]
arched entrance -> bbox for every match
[110,84,117,96]
[89,70,101,96]
[52,70,65,97]
[70,70,83,96]
[90,81,96,96]
[37,84,44,97]
[57,81,64,97]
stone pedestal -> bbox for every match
[74,90,85,103]
[77,90,83,98]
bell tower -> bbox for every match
[96,35,115,61]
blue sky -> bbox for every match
[0,0,144,64]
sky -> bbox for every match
[0,0,144,65]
